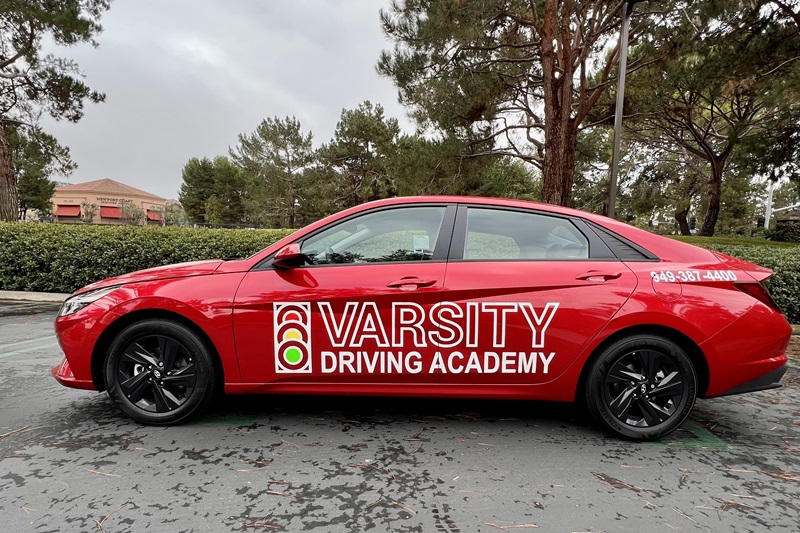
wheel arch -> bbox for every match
[91,309,225,393]
[576,324,710,402]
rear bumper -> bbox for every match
[716,363,788,397]
[52,357,96,391]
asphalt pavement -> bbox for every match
[1,301,799,532]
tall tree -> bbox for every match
[319,101,400,207]
[230,116,314,228]
[179,157,216,223]
[178,156,247,225]
[8,126,75,219]
[625,0,800,235]
[378,0,630,206]
[0,0,110,221]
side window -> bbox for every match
[464,207,589,260]
[300,206,447,265]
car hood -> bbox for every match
[75,260,225,295]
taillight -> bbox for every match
[735,281,783,314]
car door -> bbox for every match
[233,203,456,385]
[437,205,638,386]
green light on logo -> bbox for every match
[284,347,302,364]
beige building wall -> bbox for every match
[52,179,170,225]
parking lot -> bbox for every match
[1,300,798,532]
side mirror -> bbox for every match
[273,243,307,269]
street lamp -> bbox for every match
[607,0,648,219]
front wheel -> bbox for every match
[104,319,217,425]
[585,334,697,440]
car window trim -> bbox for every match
[253,203,458,271]
[448,203,619,262]
[583,221,660,262]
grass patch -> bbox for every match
[669,235,800,248]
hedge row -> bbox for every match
[1,223,798,323]
[0,223,293,294]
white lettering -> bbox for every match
[447,351,464,373]
[481,302,518,347]
[407,351,422,374]
[318,302,358,347]
[430,351,447,373]
[429,302,464,348]
[518,352,536,373]
[350,302,389,347]
[322,351,337,373]
[518,302,559,348]
[483,351,500,373]
[539,351,556,374]
[465,351,482,373]
[392,302,427,348]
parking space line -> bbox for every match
[0,341,60,359]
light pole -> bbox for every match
[608,0,647,219]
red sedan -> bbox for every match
[52,196,791,440]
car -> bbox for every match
[52,196,792,440]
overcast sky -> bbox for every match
[42,0,411,200]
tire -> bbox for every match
[104,319,217,425]
[584,334,697,441]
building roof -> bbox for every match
[55,178,167,202]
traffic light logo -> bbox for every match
[274,303,312,373]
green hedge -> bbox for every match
[0,223,293,294]
[772,219,800,243]
[1,223,798,323]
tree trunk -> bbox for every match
[699,159,724,237]
[675,207,691,235]
[540,100,579,206]
[538,0,578,207]
[0,125,18,222]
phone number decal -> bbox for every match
[650,270,738,283]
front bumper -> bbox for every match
[52,357,96,391]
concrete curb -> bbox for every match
[0,290,70,303]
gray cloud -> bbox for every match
[42,0,410,199]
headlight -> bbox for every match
[58,287,119,317]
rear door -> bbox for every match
[438,205,638,385]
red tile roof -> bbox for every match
[56,179,167,201]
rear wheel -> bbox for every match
[104,319,216,425]
[585,334,697,440]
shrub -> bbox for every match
[0,223,293,293]
[771,219,800,243]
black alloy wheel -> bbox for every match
[105,319,216,425]
[585,334,697,440]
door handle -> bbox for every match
[386,277,438,289]
[575,271,622,282]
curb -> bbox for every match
[0,290,70,303]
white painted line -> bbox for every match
[0,342,60,359]
[3,335,56,349]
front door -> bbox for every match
[233,204,456,385]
